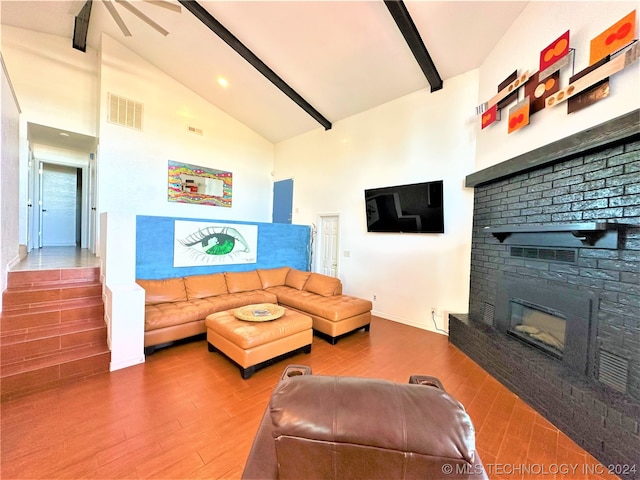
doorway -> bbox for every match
[272,179,293,224]
[315,214,340,277]
[40,163,80,247]
[26,123,97,253]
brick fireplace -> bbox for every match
[449,110,639,477]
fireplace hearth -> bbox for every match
[450,111,640,478]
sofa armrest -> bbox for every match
[136,277,187,304]
[303,272,342,296]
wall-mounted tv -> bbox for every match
[364,180,444,233]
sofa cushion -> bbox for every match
[304,273,342,297]
[285,269,311,290]
[184,273,228,299]
[137,278,187,305]
[225,270,263,293]
[144,301,210,330]
[258,267,291,289]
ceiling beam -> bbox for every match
[178,0,332,131]
[384,0,443,92]
[72,0,93,52]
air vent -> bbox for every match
[510,246,576,264]
[483,302,495,325]
[108,93,143,131]
[598,350,628,393]
[188,126,203,136]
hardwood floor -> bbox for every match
[1,316,619,480]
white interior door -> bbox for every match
[317,215,339,277]
[41,163,77,246]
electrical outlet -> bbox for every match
[373,294,377,301]
[430,306,438,316]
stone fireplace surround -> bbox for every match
[449,109,639,477]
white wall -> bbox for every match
[1,53,21,312]
[97,34,274,224]
[1,25,98,247]
[274,71,479,333]
[475,1,640,170]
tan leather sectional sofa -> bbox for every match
[136,267,372,354]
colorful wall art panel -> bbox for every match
[540,30,570,72]
[481,104,498,129]
[590,10,636,65]
[173,220,257,267]
[508,97,530,134]
[567,56,611,114]
[477,9,638,134]
[524,70,560,115]
[167,160,232,207]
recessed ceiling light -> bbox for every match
[59,132,70,137]
[217,76,229,88]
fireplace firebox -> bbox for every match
[495,276,597,377]
[508,299,565,360]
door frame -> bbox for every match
[29,146,91,250]
[314,213,341,277]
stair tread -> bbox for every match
[1,296,104,316]
[4,279,102,293]
[0,343,110,378]
[2,281,102,308]
[6,268,100,288]
[1,317,106,345]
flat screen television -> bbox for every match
[364,180,444,233]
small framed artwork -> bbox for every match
[168,160,232,207]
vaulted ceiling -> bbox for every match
[1,1,529,144]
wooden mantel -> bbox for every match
[465,109,640,187]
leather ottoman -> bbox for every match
[205,307,313,378]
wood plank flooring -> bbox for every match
[0,316,620,480]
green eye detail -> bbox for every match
[205,234,235,255]
[179,226,250,261]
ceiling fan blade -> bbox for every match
[68,1,87,16]
[103,0,131,37]
[142,0,181,13]
[115,0,169,36]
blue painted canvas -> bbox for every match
[136,215,311,279]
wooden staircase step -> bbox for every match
[2,282,102,310]
[0,297,104,332]
[1,341,109,376]
[6,267,100,288]
[0,346,110,401]
[1,318,107,365]
[1,265,109,401]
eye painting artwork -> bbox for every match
[173,221,258,267]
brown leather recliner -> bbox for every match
[242,368,488,480]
